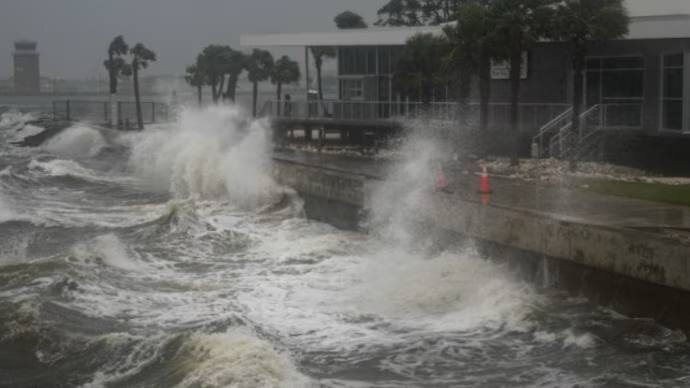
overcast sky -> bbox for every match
[1,0,688,79]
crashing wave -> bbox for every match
[0,110,36,132]
[42,124,107,158]
[173,331,309,388]
[126,106,282,207]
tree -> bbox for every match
[104,35,129,127]
[551,0,629,166]
[446,1,501,151]
[195,45,245,104]
[245,49,274,117]
[221,48,246,103]
[271,56,301,115]
[185,63,205,107]
[128,43,156,130]
[491,0,556,164]
[422,0,462,24]
[376,0,461,26]
[310,47,336,102]
[395,33,450,105]
[334,11,368,29]
[375,0,423,26]
[104,36,129,95]
[197,45,226,103]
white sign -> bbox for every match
[491,52,528,80]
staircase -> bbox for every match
[533,104,603,160]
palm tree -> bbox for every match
[185,64,205,107]
[310,47,336,103]
[128,43,156,130]
[197,45,226,103]
[491,0,556,165]
[104,35,129,127]
[551,0,629,167]
[221,48,246,103]
[245,49,274,117]
[271,56,301,115]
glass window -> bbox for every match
[339,48,361,75]
[367,48,377,74]
[664,101,683,130]
[664,68,683,99]
[378,77,390,101]
[354,48,366,74]
[602,56,644,69]
[586,71,601,106]
[662,53,684,130]
[602,71,644,98]
[378,47,390,75]
[665,54,684,68]
[341,79,364,100]
[586,58,601,69]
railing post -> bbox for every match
[66,100,71,121]
[104,102,109,124]
[117,101,122,129]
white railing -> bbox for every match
[546,103,643,159]
[532,107,572,158]
[52,99,170,126]
[261,99,570,131]
[548,105,600,159]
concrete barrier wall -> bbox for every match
[272,158,690,293]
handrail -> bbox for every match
[532,106,573,158]
[548,104,602,159]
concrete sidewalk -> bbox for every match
[273,148,690,233]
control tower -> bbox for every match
[13,40,40,95]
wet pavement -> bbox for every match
[273,148,690,233]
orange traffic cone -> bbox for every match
[435,164,448,191]
[480,193,490,206]
[479,165,491,194]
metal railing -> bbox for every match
[546,103,643,159]
[262,99,570,131]
[532,107,573,157]
[52,100,170,126]
[548,105,601,159]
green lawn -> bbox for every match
[577,179,690,207]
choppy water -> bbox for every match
[1,106,690,387]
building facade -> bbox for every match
[244,15,690,135]
[13,40,40,95]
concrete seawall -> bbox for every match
[273,156,690,330]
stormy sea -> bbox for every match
[1,105,690,387]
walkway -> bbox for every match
[273,148,690,234]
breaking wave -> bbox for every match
[127,106,280,207]
[173,332,309,388]
[1,105,689,387]
[42,124,107,158]
[28,158,108,182]
[69,234,143,272]
[0,110,35,132]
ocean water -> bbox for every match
[1,106,690,387]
